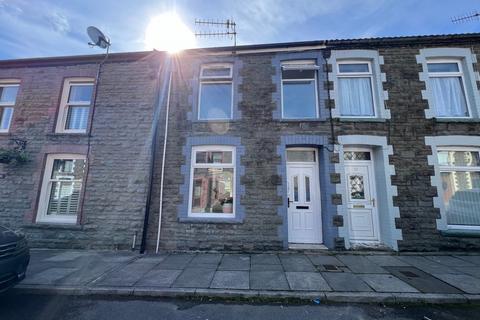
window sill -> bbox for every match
[47,133,88,137]
[0,132,12,136]
[336,117,387,122]
[23,222,82,231]
[279,118,325,123]
[178,216,243,224]
[193,119,237,123]
[434,118,480,123]
[440,228,480,238]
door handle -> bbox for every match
[288,197,294,208]
[371,198,375,207]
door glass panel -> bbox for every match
[344,151,371,161]
[287,150,315,162]
[305,176,311,202]
[293,176,299,202]
[349,175,365,199]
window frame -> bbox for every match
[336,60,377,118]
[280,60,320,119]
[55,78,94,134]
[198,64,234,121]
[426,58,472,119]
[188,145,236,218]
[437,146,480,230]
[0,81,20,133]
[36,153,86,224]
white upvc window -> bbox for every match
[0,81,20,132]
[281,60,319,119]
[56,78,94,133]
[37,154,86,224]
[337,60,376,117]
[198,64,233,120]
[188,146,235,218]
[427,59,470,118]
[437,147,480,229]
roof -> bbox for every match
[1,32,480,67]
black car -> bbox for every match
[0,226,30,292]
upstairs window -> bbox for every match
[56,78,94,133]
[437,148,480,227]
[427,60,469,118]
[198,64,233,120]
[0,82,19,132]
[189,146,235,218]
[337,61,375,117]
[281,61,319,119]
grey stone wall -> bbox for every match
[0,55,160,249]
[147,40,480,252]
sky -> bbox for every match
[1,0,480,59]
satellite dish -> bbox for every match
[87,26,110,49]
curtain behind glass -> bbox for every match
[339,77,374,116]
[431,77,468,117]
[442,171,480,226]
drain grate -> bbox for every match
[385,266,462,294]
[323,264,341,272]
[400,270,419,278]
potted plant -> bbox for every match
[222,196,233,213]
[0,139,28,165]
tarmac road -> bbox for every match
[1,293,479,320]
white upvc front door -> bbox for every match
[344,157,380,242]
[286,149,322,244]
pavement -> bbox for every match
[12,249,480,304]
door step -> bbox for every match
[288,243,328,250]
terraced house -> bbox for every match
[2,33,480,253]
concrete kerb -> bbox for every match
[11,285,480,305]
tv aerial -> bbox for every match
[194,19,237,47]
[87,26,111,49]
[452,11,480,23]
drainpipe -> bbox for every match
[155,62,173,254]
[140,55,172,254]
[322,45,336,150]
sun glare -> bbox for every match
[145,12,196,53]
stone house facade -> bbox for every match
[2,33,480,252]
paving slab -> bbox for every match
[23,267,77,285]
[425,255,476,267]
[95,260,158,286]
[321,272,372,292]
[279,254,316,272]
[432,273,480,294]
[218,254,250,271]
[454,266,480,279]
[365,255,410,267]
[58,262,117,285]
[306,255,344,266]
[337,255,388,274]
[172,268,215,288]
[250,271,290,290]
[251,254,280,265]
[250,263,284,271]
[210,271,249,289]
[188,253,223,267]
[359,274,419,293]
[454,255,480,265]
[43,251,89,262]
[135,269,182,287]
[384,266,462,294]
[396,256,460,275]
[156,254,195,269]
[285,272,331,291]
